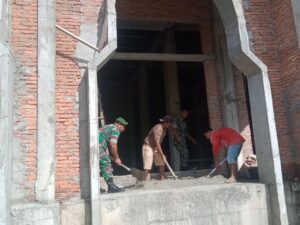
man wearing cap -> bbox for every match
[98,117,128,193]
[142,115,173,180]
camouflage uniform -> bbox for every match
[173,116,189,168]
[98,124,120,181]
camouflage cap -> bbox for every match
[115,117,129,126]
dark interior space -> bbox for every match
[177,62,212,168]
[97,21,213,175]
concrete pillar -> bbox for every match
[214,11,239,130]
[247,72,288,225]
[36,0,56,202]
[214,9,241,173]
[291,0,300,48]
[163,29,181,171]
[0,44,14,225]
[213,1,288,224]
[87,65,101,225]
[138,66,150,139]
[87,1,117,224]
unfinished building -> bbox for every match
[1,0,300,224]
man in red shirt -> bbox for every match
[204,128,245,183]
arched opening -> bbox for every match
[86,1,288,224]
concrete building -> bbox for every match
[0,0,299,224]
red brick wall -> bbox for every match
[270,0,300,178]
[55,0,104,200]
[116,0,212,26]
[13,0,300,202]
[11,0,38,201]
[244,0,300,179]
[201,26,224,130]
[11,0,104,201]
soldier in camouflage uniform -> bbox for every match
[173,110,197,170]
[99,117,128,193]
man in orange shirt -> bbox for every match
[204,128,245,183]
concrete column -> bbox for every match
[87,65,101,225]
[0,44,14,225]
[138,66,150,139]
[213,1,288,224]
[247,72,288,225]
[87,1,117,224]
[214,9,241,173]
[163,29,181,171]
[291,0,300,48]
[36,0,56,202]
[214,11,239,130]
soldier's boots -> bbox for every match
[106,178,125,193]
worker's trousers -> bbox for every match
[174,141,189,168]
[99,148,113,181]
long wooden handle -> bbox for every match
[207,157,227,177]
[109,155,131,172]
[163,157,178,180]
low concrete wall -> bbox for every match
[61,200,90,225]
[285,182,300,225]
[10,203,60,225]
[100,183,268,225]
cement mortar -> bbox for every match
[100,170,250,193]
[136,175,227,191]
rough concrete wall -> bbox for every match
[243,0,299,179]
[11,203,60,225]
[100,184,269,225]
[284,182,300,225]
[0,45,15,225]
[0,2,14,224]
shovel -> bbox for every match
[162,157,178,180]
[109,156,144,181]
[206,157,227,178]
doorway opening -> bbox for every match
[97,22,212,174]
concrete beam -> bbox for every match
[36,0,56,202]
[213,1,288,225]
[112,52,214,62]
